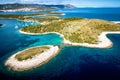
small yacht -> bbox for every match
[15,25,18,29]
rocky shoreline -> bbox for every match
[5,45,60,71]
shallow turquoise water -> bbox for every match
[0,19,63,78]
[0,8,120,80]
[1,34,120,80]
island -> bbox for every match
[0,12,63,20]
[5,45,60,71]
[20,16,120,48]
[3,14,120,71]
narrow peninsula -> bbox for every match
[20,16,120,48]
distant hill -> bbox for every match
[0,3,75,12]
[41,4,75,9]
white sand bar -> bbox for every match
[19,30,120,48]
[111,21,120,24]
[6,30,120,71]
[19,30,63,36]
[5,45,60,71]
[64,32,120,48]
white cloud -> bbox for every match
[20,0,38,3]
[20,0,64,4]
[21,0,34,2]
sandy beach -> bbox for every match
[19,30,120,48]
[5,23,120,72]
[63,32,120,48]
[111,21,120,24]
[5,45,60,71]
[19,30,64,37]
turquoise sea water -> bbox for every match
[0,8,120,80]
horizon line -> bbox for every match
[0,2,120,8]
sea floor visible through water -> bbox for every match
[0,8,120,80]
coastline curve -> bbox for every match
[19,30,120,48]
[5,45,60,71]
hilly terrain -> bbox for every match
[0,3,75,12]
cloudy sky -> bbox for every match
[0,0,120,7]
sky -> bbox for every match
[0,0,120,7]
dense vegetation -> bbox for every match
[15,46,49,61]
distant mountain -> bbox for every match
[41,4,75,9]
[0,3,76,12]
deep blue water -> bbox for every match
[0,8,120,80]
[53,8,120,21]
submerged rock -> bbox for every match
[0,24,3,27]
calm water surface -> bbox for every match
[0,8,120,80]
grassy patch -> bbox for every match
[1,13,120,44]
[21,17,120,44]
[15,46,49,61]
[0,12,62,20]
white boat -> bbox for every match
[15,25,18,29]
